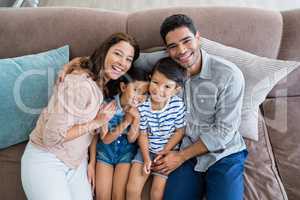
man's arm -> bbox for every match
[152,139,208,174]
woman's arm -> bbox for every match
[63,102,116,142]
[89,134,98,165]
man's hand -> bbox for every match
[153,149,169,163]
[152,151,185,175]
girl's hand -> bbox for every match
[94,101,117,125]
[87,162,96,193]
[100,124,109,140]
[143,159,152,175]
[57,57,82,83]
[126,106,140,119]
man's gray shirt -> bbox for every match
[181,49,246,172]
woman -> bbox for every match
[21,32,140,200]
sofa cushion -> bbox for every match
[0,46,69,149]
[243,112,288,200]
[135,38,300,141]
[263,97,300,200]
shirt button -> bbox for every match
[117,141,120,144]
[200,99,204,103]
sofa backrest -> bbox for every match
[0,8,128,59]
[127,6,283,59]
[0,7,283,59]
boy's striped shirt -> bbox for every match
[138,95,186,153]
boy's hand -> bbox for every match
[87,162,96,193]
[143,159,152,175]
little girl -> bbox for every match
[89,66,150,200]
[126,57,187,200]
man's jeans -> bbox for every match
[164,150,248,200]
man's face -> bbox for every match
[165,26,201,70]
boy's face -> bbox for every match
[149,70,179,105]
[120,81,149,107]
[165,26,201,70]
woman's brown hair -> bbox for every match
[80,32,140,96]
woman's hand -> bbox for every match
[87,162,96,193]
[57,57,82,83]
[94,101,117,125]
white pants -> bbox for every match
[21,143,93,200]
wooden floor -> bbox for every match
[38,0,299,12]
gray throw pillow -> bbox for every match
[134,38,300,141]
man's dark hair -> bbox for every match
[160,14,197,43]
[151,57,187,87]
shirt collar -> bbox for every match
[195,49,211,80]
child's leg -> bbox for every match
[126,162,150,200]
[150,175,167,200]
[95,162,114,200]
[112,163,131,200]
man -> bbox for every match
[152,14,248,200]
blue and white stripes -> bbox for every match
[138,95,186,153]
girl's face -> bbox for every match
[149,70,179,105]
[104,41,135,80]
[120,81,149,107]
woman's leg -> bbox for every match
[126,162,150,200]
[95,162,114,200]
[112,163,131,200]
[150,175,167,200]
[68,159,93,200]
[21,143,72,200]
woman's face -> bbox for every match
[104,41,135,80]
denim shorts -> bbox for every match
[132,149,168,179]
[96,134,137,166]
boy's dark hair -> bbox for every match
[160,14,197,43]
[106,65,150,98]
[151,57,187,87]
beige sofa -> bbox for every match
[0,7,300,200]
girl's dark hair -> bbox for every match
[160,14,197,43]
[79,32,140,97]
[106,65,150,98]
[151,57,187,87]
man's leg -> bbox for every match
[205,150,248,200]
[164,158,204,200]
